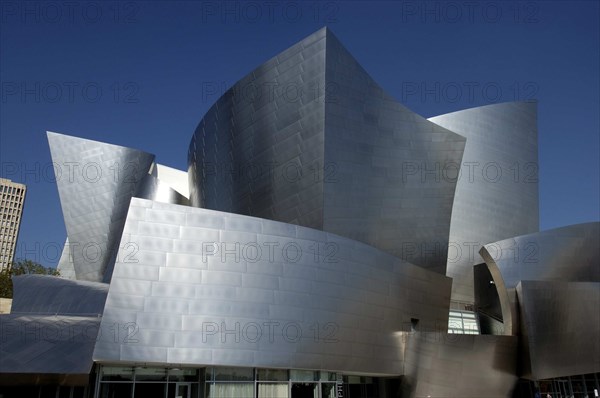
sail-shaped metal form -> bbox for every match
[47,132,155,282]
[188,28,466,273]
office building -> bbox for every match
[0,178,26,271]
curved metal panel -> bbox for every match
[136,173,190,206]
[188,27,466,273]
[188,27,327,230]
[516,281,600,379]
[323,31,466,273]
[94,198,452,375]
[403,333,518,397]
[56,237,76,280]
[153,163,190,199]
[11,274,108,316]
[0,314,100,375]
[429,102,539,303]
[480,222,600,336]
[47,132,155,283]
[481,222,599,288]
[474,263,505,335]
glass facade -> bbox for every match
[94,366,382,398]
[514,373,600,398]
[97,366,201,398]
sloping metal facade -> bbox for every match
[188,28,466,274]
[47,132,155,283]
[0,275,108,382]
[93,197,451,375]
[429,102,539,304]
[479,223,600,381]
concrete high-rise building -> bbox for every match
[0,178,26,271]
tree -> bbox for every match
[0,260,60,298]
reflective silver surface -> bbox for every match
[480,223,599,381]
[94,197,452,375]
[403,332,518,397]
[0,315,101,375]
[0,274,105,377]
[516,280,600,380]
[481,222,599,288]
[10,274,108,316]
[136,173,190,206]
[429,102,539,303]
[47,132,155,283]
[152,163,190,199]
[323,31,466,273]
[188,27,466,273]
[56,237,76,280]
[188,28,328,230]
[480,222,599,335]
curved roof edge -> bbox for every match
[11,274,108,316]
[428,100,538,120]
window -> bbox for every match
[448,310,480,334]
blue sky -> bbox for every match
[1,1,598,267]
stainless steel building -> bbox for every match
[0,27,598,398]
[429,102,539,305]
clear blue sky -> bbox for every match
[1,1,598,267]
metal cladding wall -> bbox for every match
[428,102,539,303]
[11,274,108,315]
[480,222,600,336]
[480,223,600,380]
[403,333,518,398]
[322,31,465,274]
[0,274,107,379]
[47,132,155,283]
[188,27,466,273]
[136,173,190,206]
[151,164,190,199]
[56,237,76,280]
[516,281,600,380]
[93,198,452,375]
[187,28,328,230]
[0,315,101,377]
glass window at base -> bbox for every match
[207,382,254,397]
[99,383,133,398]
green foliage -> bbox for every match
[0,260,60,298]
[0,270,11,299]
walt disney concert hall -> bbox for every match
[0,27,598,398]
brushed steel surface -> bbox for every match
[0,315,101,375]
[94,197,452,375]
[429,102,539,303]
[403,332,518,397]
[56,237,76,280]
[136,173,190,206]
[480,222,599,335]
[188,28,327,231]
[47,132,155,283]
[152,163,190,199]
[11,274,108,316]
[0,274,106,376]
[323,31,466,273]
[480,223,599,381]
[188,27,466,273]
[516,280,600,380]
